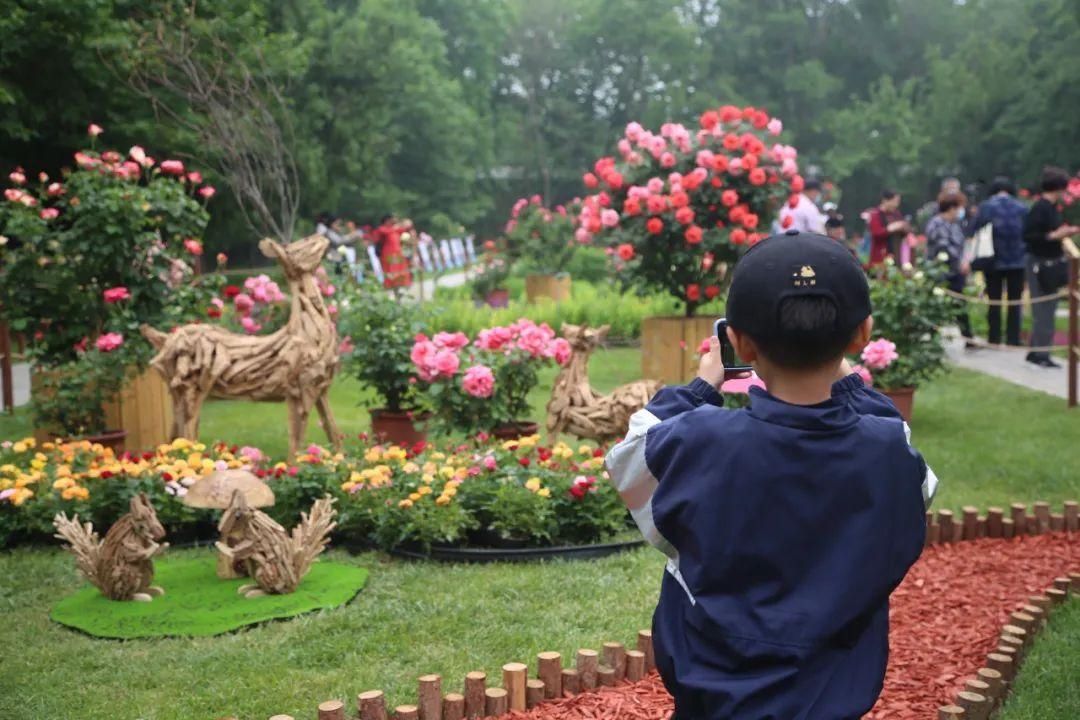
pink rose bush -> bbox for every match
[504,196,581,275]
[412,319,572,435]
[205,273,288,335]
[575,105,801,314]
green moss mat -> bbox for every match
[50,556,368,639]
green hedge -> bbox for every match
[430,280,723,339]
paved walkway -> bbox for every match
[944,335,1068,399]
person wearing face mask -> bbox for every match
[925,194,973,344]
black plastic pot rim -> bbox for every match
[385,538,644,563]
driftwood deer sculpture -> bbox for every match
[52,493,168,601]
[546,323,662,443]
[142,234,342,459]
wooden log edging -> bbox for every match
[936,565,1078,718]
[278,499,1076,720]
[926,499,1078,547]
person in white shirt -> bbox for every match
[316,212,364,282]
[779,179,827,234]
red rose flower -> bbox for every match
[748,233,763,245]
[711,155,729,173]
[705,285,720,300]
[686,284,701,302]
[730,228,748,245]
[781,215,794,229]
[223,285,241,299]
[624,197,642,216]
[675,207,695,226]
[646,217,664,234]
[752,110,769,129]
[606,171,623,189]
[646,195,667,214]
[791,175,805,193]
[569,485,587,499]
[207,306,222,318]
[729,204,747,223]
[722,134,741,151]
[710,177,723,188]
[749,168,767,186]
[162,472,173,482]
[719,105,742,123]
[592,448,605,458]
[670,191,690,209]
[742,153,759,170]
[741,213,759,230]
[685,225,703,244]
[583,172,599,188]
[788,194,800,208]
[617,243,635,261]
[597,191,611,208]
[700,110,719,130]
[721,190,739,208]
[100,470,113,479]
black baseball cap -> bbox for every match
[726,229,871,340]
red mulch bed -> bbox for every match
[507,533,1078,719]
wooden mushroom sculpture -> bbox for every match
[182,469,275,578]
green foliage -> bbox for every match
[432,280,701,340]
[468,249,511,302]
[867,258,960,390]
[562,245,612,284]
[337,282,428,412]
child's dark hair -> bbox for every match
[1040,166,1069,193]
[748,296,855,369]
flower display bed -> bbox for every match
[266,508,1077,720]
[0,435,627,553]
[51,555,368,639]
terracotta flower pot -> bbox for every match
[370,409,431,447]
[881,387,916,422]
[525,274,572,304]
[491,421,540,441]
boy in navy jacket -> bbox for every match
[606,231,937,719]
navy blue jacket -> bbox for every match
[973,194,1028,270]
[606,375,937,719]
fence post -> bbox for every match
[1066,238,1079,408]
[0,319,12,414]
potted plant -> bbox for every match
[337,280,431,445]
[411,319,572,438]
[505,197,579,303]
[0,125,219,449]
[575,105,799,383]
[858,257,959,421]
[470,242,511,308]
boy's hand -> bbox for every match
[698,336,728,389]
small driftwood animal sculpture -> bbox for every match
[142,234,342,460]
[216,490,337,598]
[546,324,663,443]
[181,469,276,578]
[52,493,168,601]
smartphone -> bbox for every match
[713,318,753,374]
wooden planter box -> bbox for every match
[641,316,718,385]
[31,367,173,452]
[525,274,572,304]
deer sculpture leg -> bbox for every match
[315,393,343,452]
[286,395,315,461]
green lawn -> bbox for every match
[999,598,1080,719]
[1,353,1078,718]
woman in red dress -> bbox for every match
[373,214,413,289]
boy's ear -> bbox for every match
[845,316,874,354]
[727,326,758,363]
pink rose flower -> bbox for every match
[462,364,495,398]
[432,349,460,378]
[47,183,64,197]
[239,446,265,464]
[186,171,203,184]
[103,287,131,303]
[625,122,643,141]
[767,118,783,136]
[183,238,203,255]
[240,316,262,334]
[4,189,22,203]
[233,293,254,314]
[87,123,104,137]
[411,339,439,380]
[660,152,676,168]
[129,146,146,164]
[74,152,97,168]
[861,339,898,370]
[600,209,619,228]
[198,186,216,199]
[482,455,498,471]
[517,324,552,358]
[574,227,592,245]
[550,337,572,365]
[8,170,25,185]
[852,364,874,386]
[475,326,513,351]
[433,331,469,351]
[95,332,123,352]
[160,159,185,175]
[39,208,59,220]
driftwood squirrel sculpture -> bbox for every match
[52,493,168,601]
[216,490,337,598]
[546,323,663,443]
[142,234,342,460]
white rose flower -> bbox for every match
[884,257,895,266]
[914,271,925,281]
[902,262,913,272]
[933,287,945,296]
[937,252,949,262]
